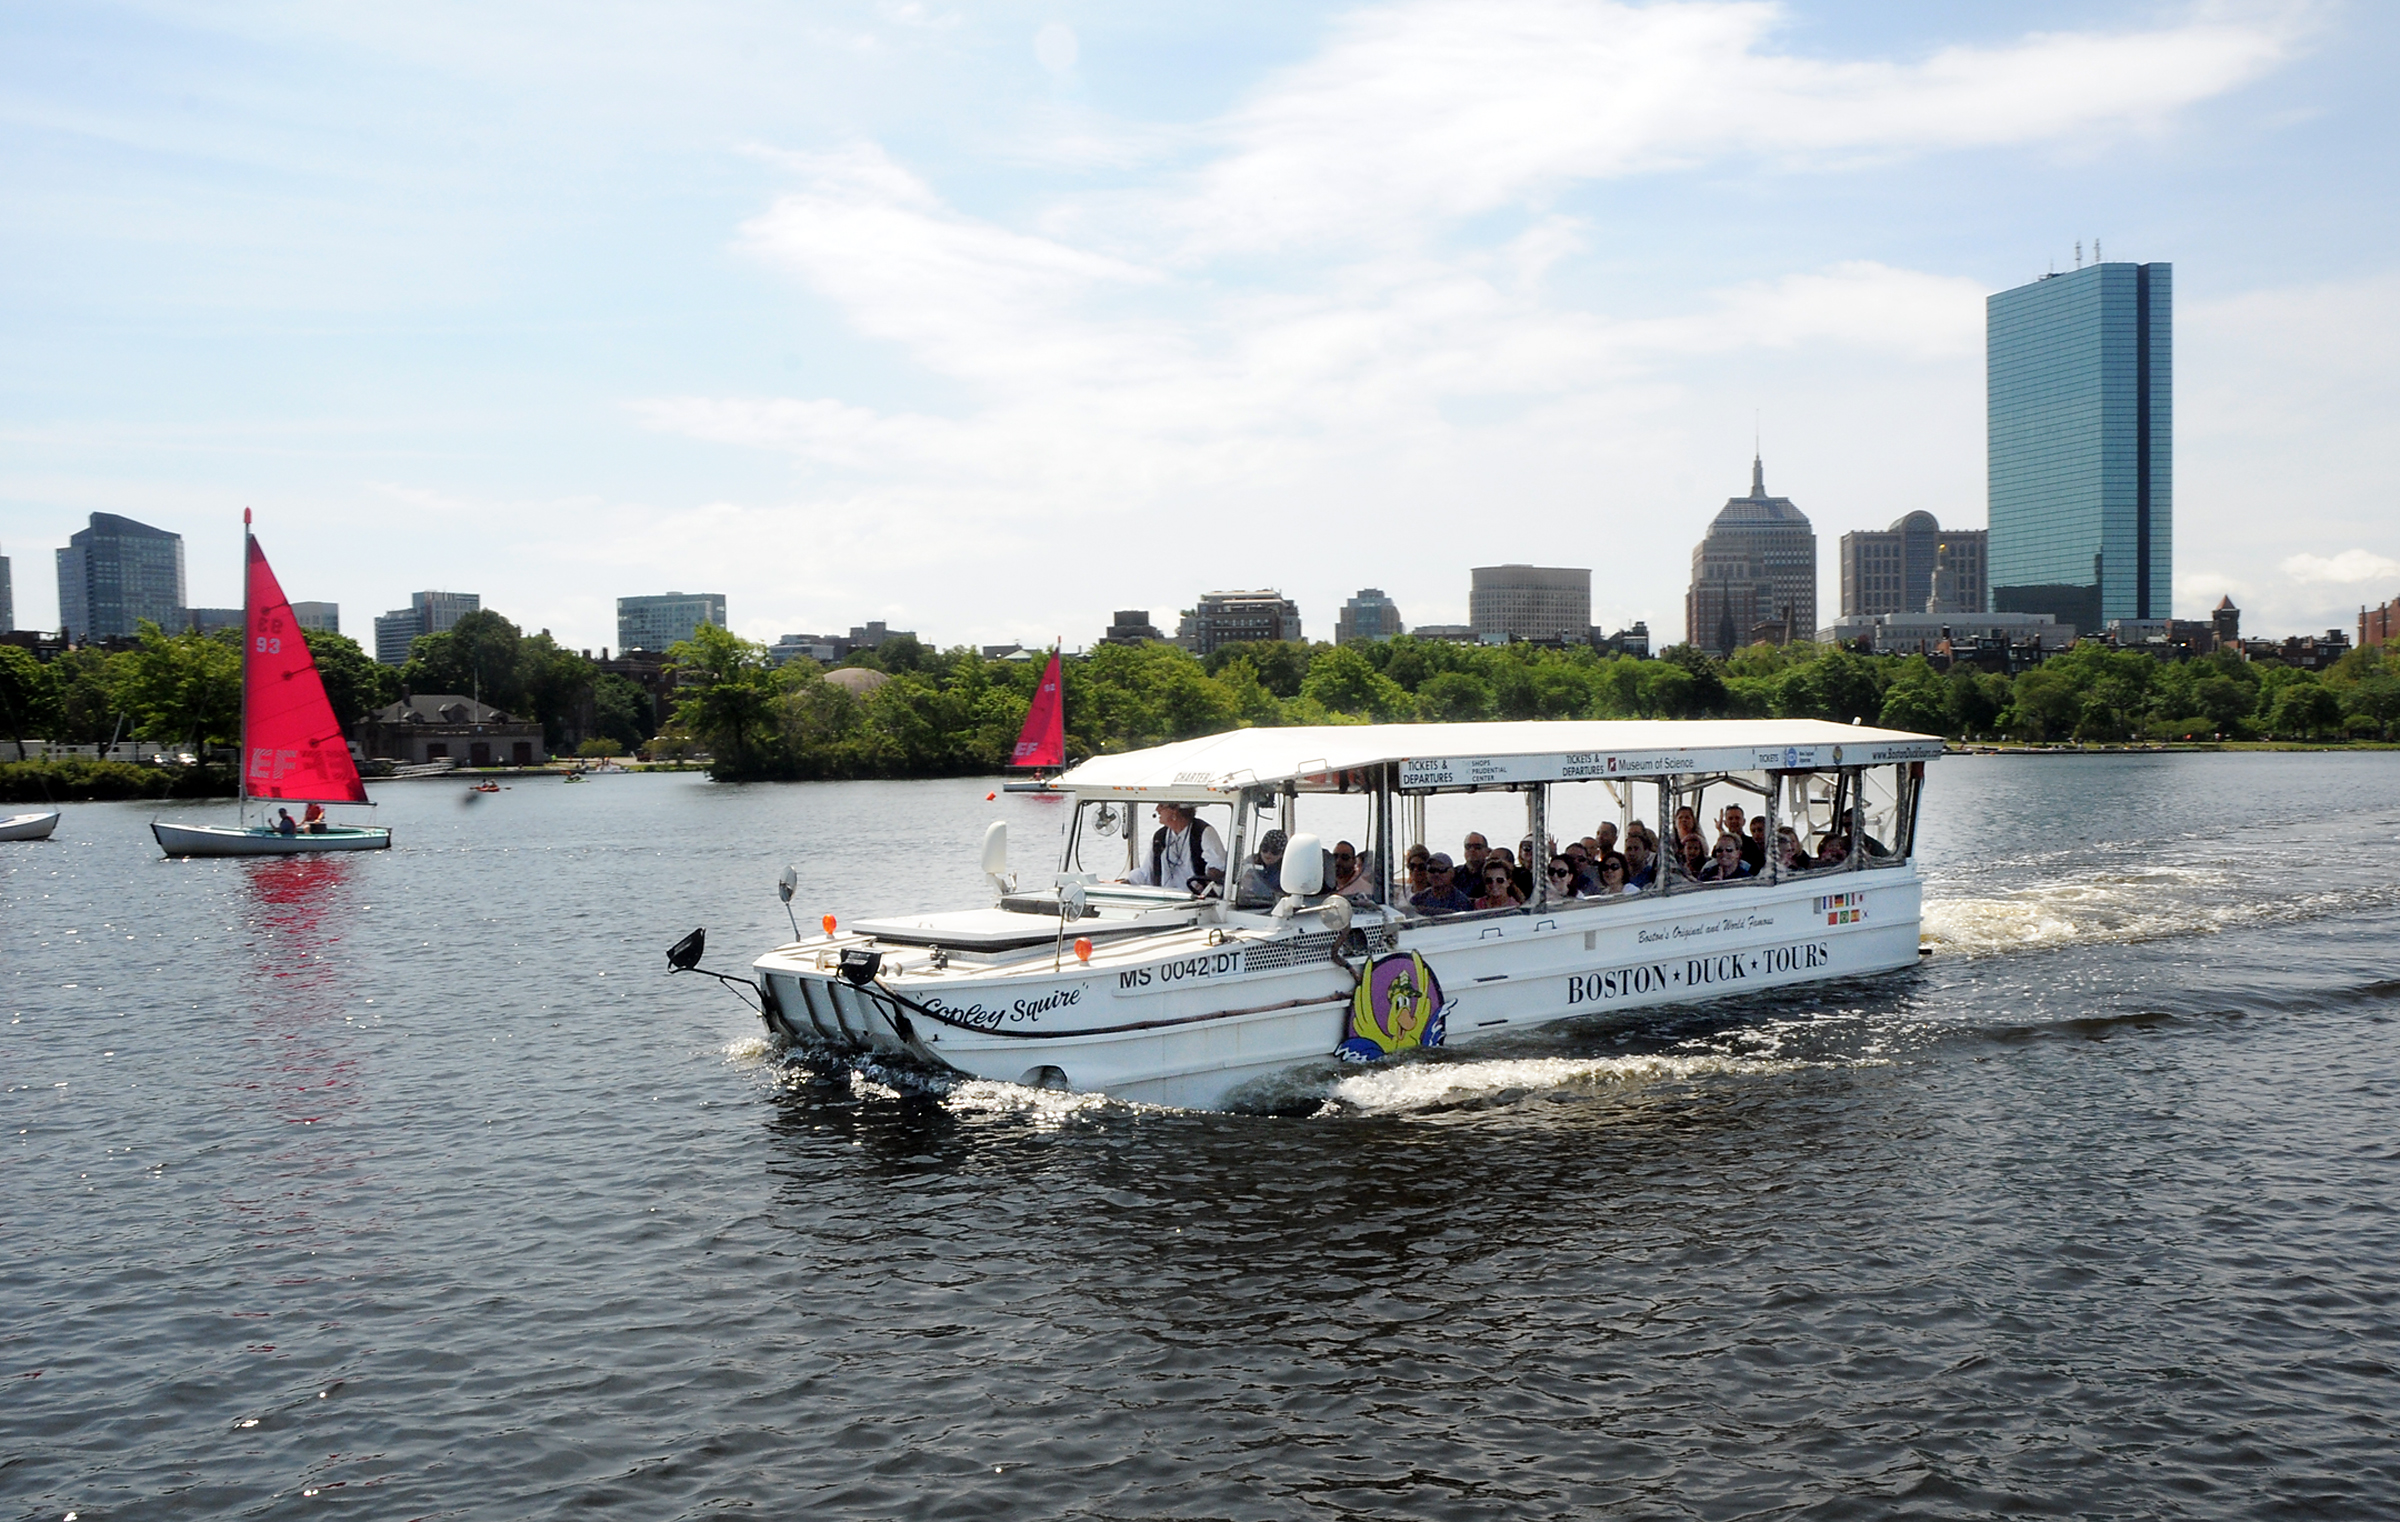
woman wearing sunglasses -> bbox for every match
[1544,854,1583,900]
[1473,861,1522,910]
[1594,851,1635,895]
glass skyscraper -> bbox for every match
[1987,261,2171,631]
[55,512,187,641]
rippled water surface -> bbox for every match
[7,756,2399,1519]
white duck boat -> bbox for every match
[151,512,391,857]
[0,810,61,842]
[717,719,1941,1110]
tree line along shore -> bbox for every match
[652,622,2400,783]
[5,614,2394,800]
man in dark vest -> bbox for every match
[1125,801,1226,896]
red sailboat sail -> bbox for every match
[243,530,369,804]
[1010,650,1066,769]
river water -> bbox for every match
[6,755,2397,1519]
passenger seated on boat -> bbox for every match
[1622,833,1658,889]
[1593,821,1619,856]
[1674,832,1709,881]
[1673,806,1703,855]
[1812,832,1849,869]
[1544,855,1582,899]
[1718,803,1765,874]
[1402,846,1433,900]
[302,802,327,834]
[1330,842,1376,902]
[1700,832,1753,882]
[1461,833,1491,876]
[274,807,298,836]
[1236,830,1288,907]
[1562,842,1601,895]
[1124,802,1227,895]
[1596,852,1634,895]
[1775,827,1813,874]
[1410,853,1475,916]
[1495,846,1533,900]
[1472,860,1522,910]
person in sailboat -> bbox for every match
[275,807,299,836]
[1123,802,1226,896]
[302,802,327,834]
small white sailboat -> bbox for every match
[998,648,1065,793]
[152,512,392,857]
[0,810,60,842]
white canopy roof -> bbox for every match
[1051,719,1942,800]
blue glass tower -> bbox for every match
[1986,261,2171,630]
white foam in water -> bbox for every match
[1922,862,2318,959]
[721,1035,774,1066]
[942,1078,1140,1126]
[1326,1049,1826,1115]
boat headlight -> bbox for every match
[838,948,884,987]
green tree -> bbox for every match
[1877,656,1949,734]
[1946,668,2008,737]
[49,649,122,745]
[517,634,598,750]
[302,630,398,734]
[1416,670,1492,722]
[2266,679,2341,739]
[400,610,526,711]
[1300,645,1413,721]
[110,622,242,753]
[667,623,778,775]
[592,672,656,752]
[0,646,62,759]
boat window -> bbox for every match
[1855,764,1917,868]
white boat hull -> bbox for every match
[152,820,392,856]
[756,869,1922,1110]
[0,811,60,842]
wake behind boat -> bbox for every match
[704,718,1941,1110]
[152,512,391,858]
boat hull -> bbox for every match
[152,821,392,856]
[755,869,1923,1110]
[0,811,60,842]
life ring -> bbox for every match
[1337,951,1446,1063]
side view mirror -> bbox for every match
[1280,833,1324,897]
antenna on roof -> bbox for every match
[2075,240,2083,269]
[2094,236,2102,263]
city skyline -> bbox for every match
[2,5,2396,650]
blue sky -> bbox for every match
[4,0,2395,650]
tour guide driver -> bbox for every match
[1123,802,1227,896]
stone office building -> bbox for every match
[1685,457,1817,655]
[1840,513,1988,618]
[1469,566,1587,643]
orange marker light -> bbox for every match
[1073,937,1093,963]
[822,914,838,936]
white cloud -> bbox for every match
[638,3,2313,643]
[1168,0,2300,251]
[2281,549,2400,584]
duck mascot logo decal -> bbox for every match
[1338,951,1446,1062]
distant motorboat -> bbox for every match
[150,512,392,858]
[0,810,60,842]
